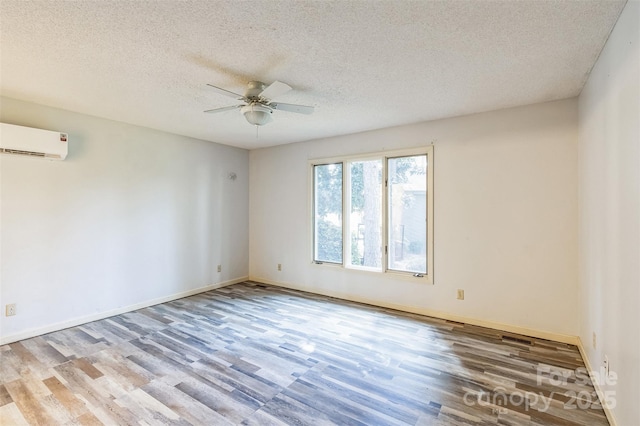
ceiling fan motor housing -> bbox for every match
[246,81,267,99]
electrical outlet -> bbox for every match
[603,355,609,378]
[5,304,16,316]
[217,265,222,273]
[457,289,464,300]
[277,263,282,271]
[593,332,597,349]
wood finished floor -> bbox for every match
[0,282,608,426]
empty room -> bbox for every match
[0,1,638,425]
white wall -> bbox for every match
[0,97,249,343]
[250,98,579,340]
[578,1,640,424]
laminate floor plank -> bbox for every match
[19,337,69,368]
[42,376,90,419]
[0,282,609,425]
[0,348,25,384]
[0,402,30,426]
[3,379,60,425]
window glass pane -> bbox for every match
[314,163,343,263]
[349,160,382,269]
[388,155,427,273]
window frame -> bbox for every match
[312,162,344,265]
[309,146,434,284]
[345,157,384,272]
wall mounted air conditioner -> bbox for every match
[0,122,68,160]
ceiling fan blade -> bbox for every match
[270,102,314,115]
[206,84,246,100]
[259,80,292,100]
[204,105,242,114]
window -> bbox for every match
[313,163,343,264]
[387,155,428,274]
[311,147,434,282]
[348,159,382,270]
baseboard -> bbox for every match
[250,276,579,345]
[576,337,617,426]
[0,276,248,345]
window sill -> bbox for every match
[311,261,433,284]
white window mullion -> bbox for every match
[343,160,351,267]
[382,158,390,273]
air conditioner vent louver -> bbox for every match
[0,123,68,160]
[0,148,47,157]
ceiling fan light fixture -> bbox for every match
[241,104,272,126]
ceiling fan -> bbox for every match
[204,80,314,126]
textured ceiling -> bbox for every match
[0,0,626,150]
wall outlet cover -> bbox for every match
[6,304,16,316]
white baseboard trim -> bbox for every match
[0,276,248,346]
[576,337,617,426]
[249,276,579,345]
